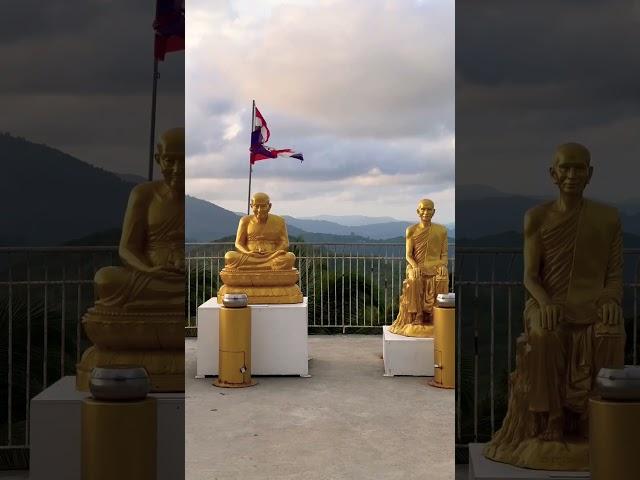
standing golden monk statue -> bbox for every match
[389,199,449,337]
[76,127,185,392]
[484,143,625,470]
[217,192,303,304]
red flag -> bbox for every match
[154,0,184,61]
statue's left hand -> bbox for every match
[601,301,622,326]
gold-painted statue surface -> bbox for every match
[76,128,186,392]
[217,192,303,304]
[389,199,449,337]
[484,143,625,470]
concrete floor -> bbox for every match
[186,335,455,480]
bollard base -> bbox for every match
[428,379,455,389]
[212,379,258,388]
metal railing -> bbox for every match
[186,242,456,334]
[454,247,640,457]
[1,242,454,463]
[0,246,118,460]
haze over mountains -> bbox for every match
[457,184,640,246]
[186,196,455,243]
[10,133,640,247]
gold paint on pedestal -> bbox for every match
[76,128,186,392]
[389,199,448,338]
[213,306,256,388]
[590,398,640,480]
[82,398,156,480]
[483,143,625,470]
[218,192,302,304]
[430,304,455,389]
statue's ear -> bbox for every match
[586,165,594,184]
[155,144,162,164]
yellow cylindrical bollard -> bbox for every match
[590,399,640,479]
[214,293,257,388]
[430,293,455,389]
[82,398,156,480]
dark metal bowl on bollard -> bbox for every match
[596,366,640,401]
[436,293,455,308]
[89,366,151,401]
[222,293,249,308]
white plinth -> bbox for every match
[382,326,434,376]
[29,376,184,480]
[468,443,591,480]
[197,297,309,377]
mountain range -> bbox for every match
[456,184,640,242]
[13,131,640,247]
[187,196,455,243]
[1,133,135,246]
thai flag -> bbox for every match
[250,106,303,165]
[153,0,185,61]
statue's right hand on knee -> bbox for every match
[540,304,563,331]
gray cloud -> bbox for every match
[456,0,640,202]
[1,2,184,176]
[187,0,455,220]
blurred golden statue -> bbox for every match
[217,192,303,304]
[484,143,625,470]
[76,127,185,392]
[389,199,449,337]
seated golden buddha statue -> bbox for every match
[389,199,449,337]
[76,127,185,392]
[484,143,625,470]
[217,192,303,304]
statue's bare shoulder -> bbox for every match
[126,181,164,207]
[130,181,157,197]
[238,215,252,226]
[406,224,419,237]
[524,201,554,235]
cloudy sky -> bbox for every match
[456,0,640,203]
[186,0,454,222]
[1,1,184,179]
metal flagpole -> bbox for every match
[148,57,159,181]
[247,99,256,214]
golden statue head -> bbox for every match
[155,127,185,192]
[250,192,272,223]
[550,142,593,196]
[417,198,435,223]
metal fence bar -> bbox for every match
[490,254,496,435]
[43,267,48,388]
[25,263,31,445]
[76,266,82,364]
[7,259,13,445]
[187,256,191,326]
[61,266,66,376]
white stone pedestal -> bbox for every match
[196,297,309,377]
[29,376,184,480]
[468,443,591,480]
[382,326,434,376]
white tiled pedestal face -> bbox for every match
[29,376,184,480]
[196,298,309,377]
[382,326,434,376]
